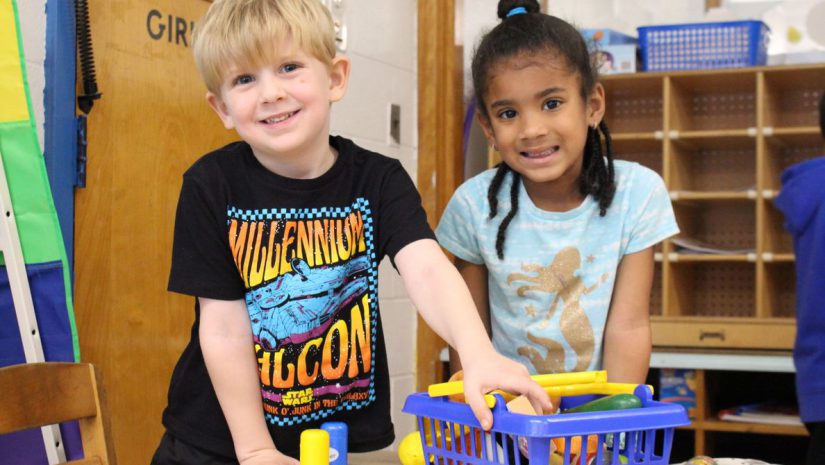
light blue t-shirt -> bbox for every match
[436,160,678,374]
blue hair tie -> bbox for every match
[506,6,528,17]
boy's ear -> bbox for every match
[206,92,235,130]
[588,82,606,127]
[328,54,351,103]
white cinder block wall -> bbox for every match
[19,0,419,453]
[328,0,419,450]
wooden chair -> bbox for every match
[0,362,116,465]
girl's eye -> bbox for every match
[234,74,254,86]
[281,63,300,73]
[498,109,517,120]
[543,99,561,110]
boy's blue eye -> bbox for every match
[281,63,300,73]
[498,109,517,120]
[543,99,561,110]
[235,74,254,85]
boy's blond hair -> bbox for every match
[193,0,336,95]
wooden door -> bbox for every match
[416,0,462,390]
[74,1,234,463]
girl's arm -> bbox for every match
[395,239,552,429]
[602,247,654,384]
[199,297,299,465]
[449,258,491,374]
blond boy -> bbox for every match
[152,1,551,464]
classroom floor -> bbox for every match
[348,450,399,465]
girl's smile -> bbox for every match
[519,145,560,160]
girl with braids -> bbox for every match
[436,0,678,387]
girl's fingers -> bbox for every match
[464,385,493,430]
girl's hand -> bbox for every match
[459,348,553,430]
[239,449,300,465]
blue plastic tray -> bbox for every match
[402,384,689,465]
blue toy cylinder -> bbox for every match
[321,422,348,465]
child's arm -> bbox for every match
[199,297,300,465]
[448,258,491,374]
[395,239,553,429]
[601,247,654,384]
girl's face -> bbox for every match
[478,54,604,197]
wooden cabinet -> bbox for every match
[647,353,809,463]
[602,64,825,351]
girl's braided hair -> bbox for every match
[474,0,616,259]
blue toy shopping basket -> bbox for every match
[403,383,689,465]
[638,20,770,71]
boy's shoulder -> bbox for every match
[183,140,250,178]
[329,135,403,169]
[180,136,404,186]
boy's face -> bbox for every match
[207,39,349,163]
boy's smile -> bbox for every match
[207,39,350,179]
[479,55,604,209]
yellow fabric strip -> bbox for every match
[0,0,29,124]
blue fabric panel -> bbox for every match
[0,262,72,365]
[0,261,82,462]
[0,424,82,464]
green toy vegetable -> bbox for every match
[562,394,642,414]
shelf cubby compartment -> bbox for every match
[671,199,756,257]
[668,72,757,132]
[614,137,663,176]
[761,261,796,319]
[762,131,824,193]
[761,200,795,256]
[668,135,755,194]
[762,66,825,130]
[602,74,663,135]
[666,262,755,318]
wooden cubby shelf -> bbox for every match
[602,63,825,349]
[606,63,824,463]
[648,355,809,463]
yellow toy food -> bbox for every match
[398,424,485,465]
[398,432,426,465]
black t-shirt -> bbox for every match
[163,136,434,459]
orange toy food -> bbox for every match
[447,371,465,403]
[552,433,599,457]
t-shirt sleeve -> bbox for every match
[435,182,485,265]
[168,171,246,300]
[377,161,436,261]
[623,166,680,255]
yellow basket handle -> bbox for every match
[428,371,652,409]
[428,371,607,398]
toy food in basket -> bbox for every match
[401,371,690,465]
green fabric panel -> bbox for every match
[0,122,63,263]
[0,0,79,360]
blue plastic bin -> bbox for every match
[638,20,769,71]
[402,385,689,465]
